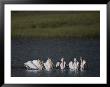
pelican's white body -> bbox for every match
[24,59,44,70]
[69,61,74,70]
[24,61,38,69]
[32,60,43,70]
[44,58,54,71]
[69,58,79,71]
[80,59,86,71]
[60,58,66,70]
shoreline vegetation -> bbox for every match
[11,11,100,39]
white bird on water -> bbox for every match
[24,59,44,70]
[68,61,74,70]
[60,58,66,70]
[24,61,38,70]
[73,58,79,71]
[69,58,79,71]
[44,58,54,71]
[80,57,86,71]
[24,57,87,71]
[32,59,44,70]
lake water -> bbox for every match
[11,39,100,77]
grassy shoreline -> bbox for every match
[11,11,100,39]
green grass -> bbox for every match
[11,11,100,39]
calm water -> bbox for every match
[11,39,100,77]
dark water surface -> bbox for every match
[11,39,100,77]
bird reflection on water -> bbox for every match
[25,68,86,77]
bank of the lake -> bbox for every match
[11,11,100,39]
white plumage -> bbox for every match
[44,58,54,71]
[24,57,87,71]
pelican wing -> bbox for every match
[24,61,37,69]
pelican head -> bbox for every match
[74,58,77,62]
[61,58,64,62]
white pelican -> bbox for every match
[73,58,79,71]
[60,58,66,70]
[80,57,86,71]
[69,58,79,71]
[69,61,74,70]
[44,58,54,71]
[32,59,44,70]
[24,61,38,70]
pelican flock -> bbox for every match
[24,57,87,71]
